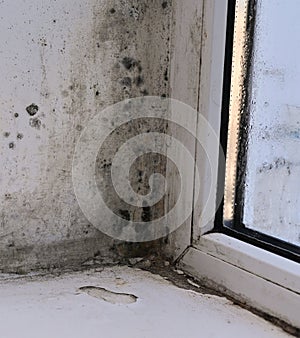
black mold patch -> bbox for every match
[29,117,42,130]
[119,209,131,221]
[164,68,168,81]
[121,57,139,71]
[162,1,168,9]
[3,132,10,138]
[26,103,39,116]
[9,142,15,149]
[109,8,116,14]
[14,113,19,118]
[141,205,151,222]
[17,133,23,140]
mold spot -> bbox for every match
[26,103,39,116]
[134,75,144,87]
[109,8,116,14]
[14,113,19,118]
[141,205,151,222]
[164,69,168,81]
[76,125,83,131]
[120,77,132,87]
[119,209,130,221]
[129,6,139,20]
[162,1,168,9]
[140,89,149,96]
[95,90,100,97]
[8,241,15,248]
[4,193,12,200]
[29,117,42,130]
[3,132,10,138]
[121,57,138,71]
[9,142,15,149]
[17,133,23,140]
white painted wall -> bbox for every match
[0,0,172,271]
[244,0,300,246]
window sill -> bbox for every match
[178,233,300,329]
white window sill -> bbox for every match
[178,233,300,329]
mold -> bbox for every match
[164,68,168,81]
[134,75,144,87]
[17,133,23,140]
[141,205,151,222]
[8,142,15,149]
[118,209,130,221]
[99,159,112,170]
[7,241,15,248]
[140,89,149,96]
[109,8,116,14]
[26,103,39,116]
[120,77,132,87]
[258,158,292,174]
[162,1,168,9]
[3,132,10,138]
[14,113,19,118]
[29,117,42,130]
[129,6,140,20]
[121,57,139,71]
[76,125,83,131]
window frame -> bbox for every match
[215,0,300,263]
[179,0,300,331]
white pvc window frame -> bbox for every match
[179,0,300,330]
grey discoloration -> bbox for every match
[0,0,174,272]
[121,57,139,71]
[120,76,132,87]
[258,158,292,174]
[29,117,42,130]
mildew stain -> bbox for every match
[29,117,42,130]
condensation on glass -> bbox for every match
[224,0,300,246]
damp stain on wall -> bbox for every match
[0,0,173,272]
